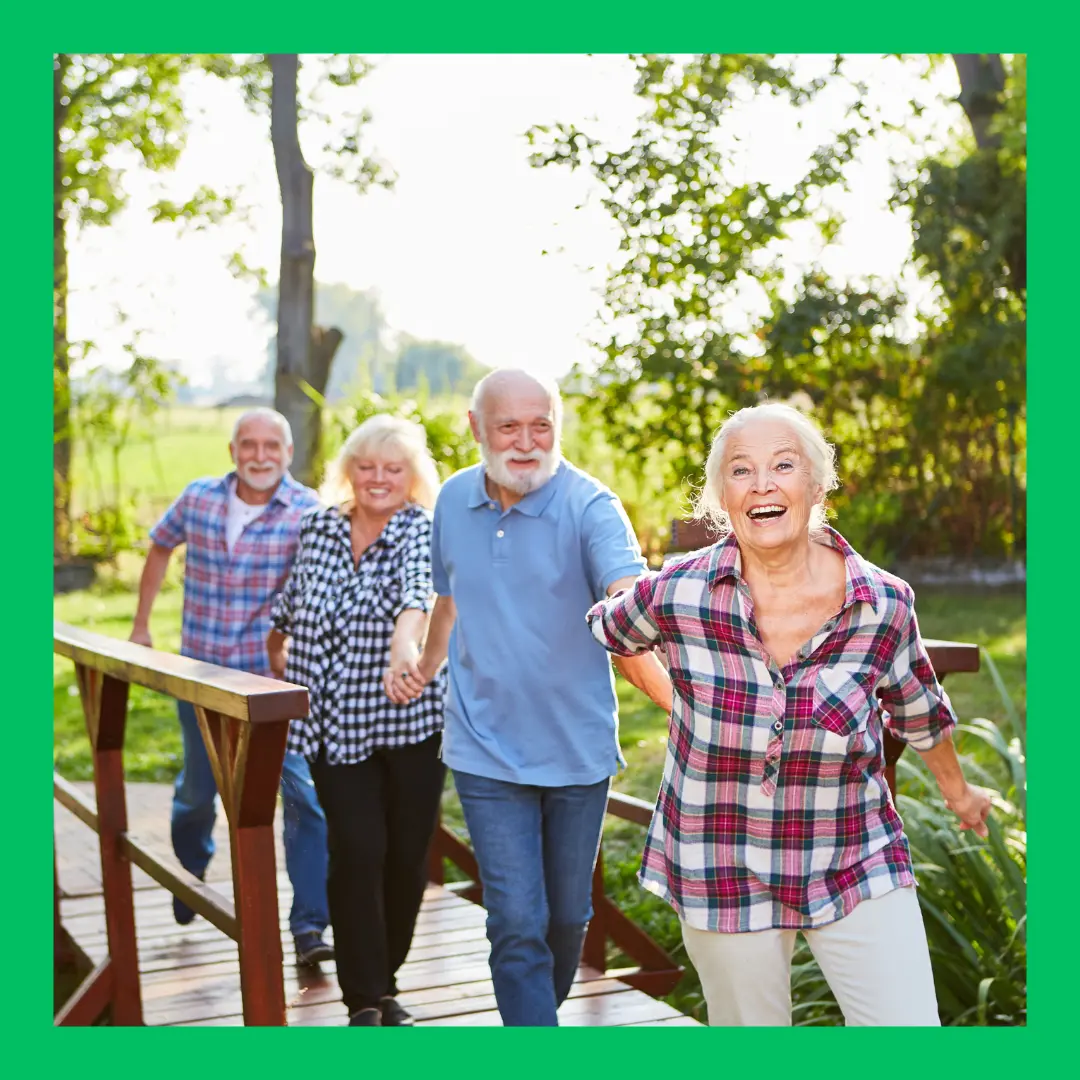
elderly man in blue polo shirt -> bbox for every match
[389,369,672,1026]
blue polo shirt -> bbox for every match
[431,460,647,786]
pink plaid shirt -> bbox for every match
[587,527,957,933]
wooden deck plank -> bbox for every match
[56,779,700,1028]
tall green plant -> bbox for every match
[71,340,183,560]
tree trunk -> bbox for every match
[54,54,71,561]
[269,54,326,486]
[951,54,1025,293]
[951,54,1006,151]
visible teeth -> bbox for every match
[749,505,786,517]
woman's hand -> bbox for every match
[944,783,993,838]
[916,738,993,839]
[384,637,425,704]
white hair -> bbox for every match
[319,414,441,511]
[231,407,293,449]
[693,403,839,535]
[469,368,563,436]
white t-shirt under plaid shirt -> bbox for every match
[271,502,446,765]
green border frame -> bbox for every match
[14,3,1047,1071]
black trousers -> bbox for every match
[310,734,446,1013]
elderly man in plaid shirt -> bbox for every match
[130,407,333,967]
[588,402,992,1027]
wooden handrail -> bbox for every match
[606,791,653,827]
[53,625,308,1027]
[54,622,307,723]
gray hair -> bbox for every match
[319,414,441,511]
[231,407,294,449]
[693,403,839,535]
[469,368,563,436]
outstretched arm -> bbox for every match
[387,594,456,703]
[917,738,993,837]
[130,543,174,648]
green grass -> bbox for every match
[72,407,247,526]
[54,561,187,781]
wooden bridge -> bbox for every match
[52,618,978,1028]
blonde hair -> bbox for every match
[320,415,440,511]
[693,403,839,535]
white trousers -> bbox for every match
[681,886,940,1026]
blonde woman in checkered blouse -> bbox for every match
[268,414,446,1027]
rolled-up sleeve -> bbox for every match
[148,488,189,549]
[586,572,661,656]
[394,512,436,618]
[877,602,958,751]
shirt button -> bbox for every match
[773,720,783,731]
[496,530,505,538]
[488,502,496,510]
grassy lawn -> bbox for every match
[71,407,246,522]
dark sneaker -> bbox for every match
[295,932,335,966]
[348,1007,383,1026]
[380,995,415,1026]
[174,873,206,926]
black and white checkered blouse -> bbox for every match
[270,502,446,765]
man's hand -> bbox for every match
[267,629,289,680]
[129,625,153,649]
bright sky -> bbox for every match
[66,54,964,390]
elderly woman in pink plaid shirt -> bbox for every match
[587,403,991,1027]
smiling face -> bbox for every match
[347,453,412,518]
[230,416,293,496]
[719,417,822,552]
[470,375,560,496]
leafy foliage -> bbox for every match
[326,389,479,481]
[71,340,183,560]
[531,54,1026,560]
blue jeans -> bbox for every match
[171,700,329,937]
[452,769,610,1026]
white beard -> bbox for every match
[237,462,285,492]
[481,442,560,495]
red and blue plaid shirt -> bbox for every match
[150,472,320,677]
[587,527,957,933]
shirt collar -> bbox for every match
[707,525,883,613]
[467,459,565,517]
[330,501,418,549]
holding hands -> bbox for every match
[384,638,431,704]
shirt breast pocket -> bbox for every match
[812,663,878,739]
[361,573,402,621]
